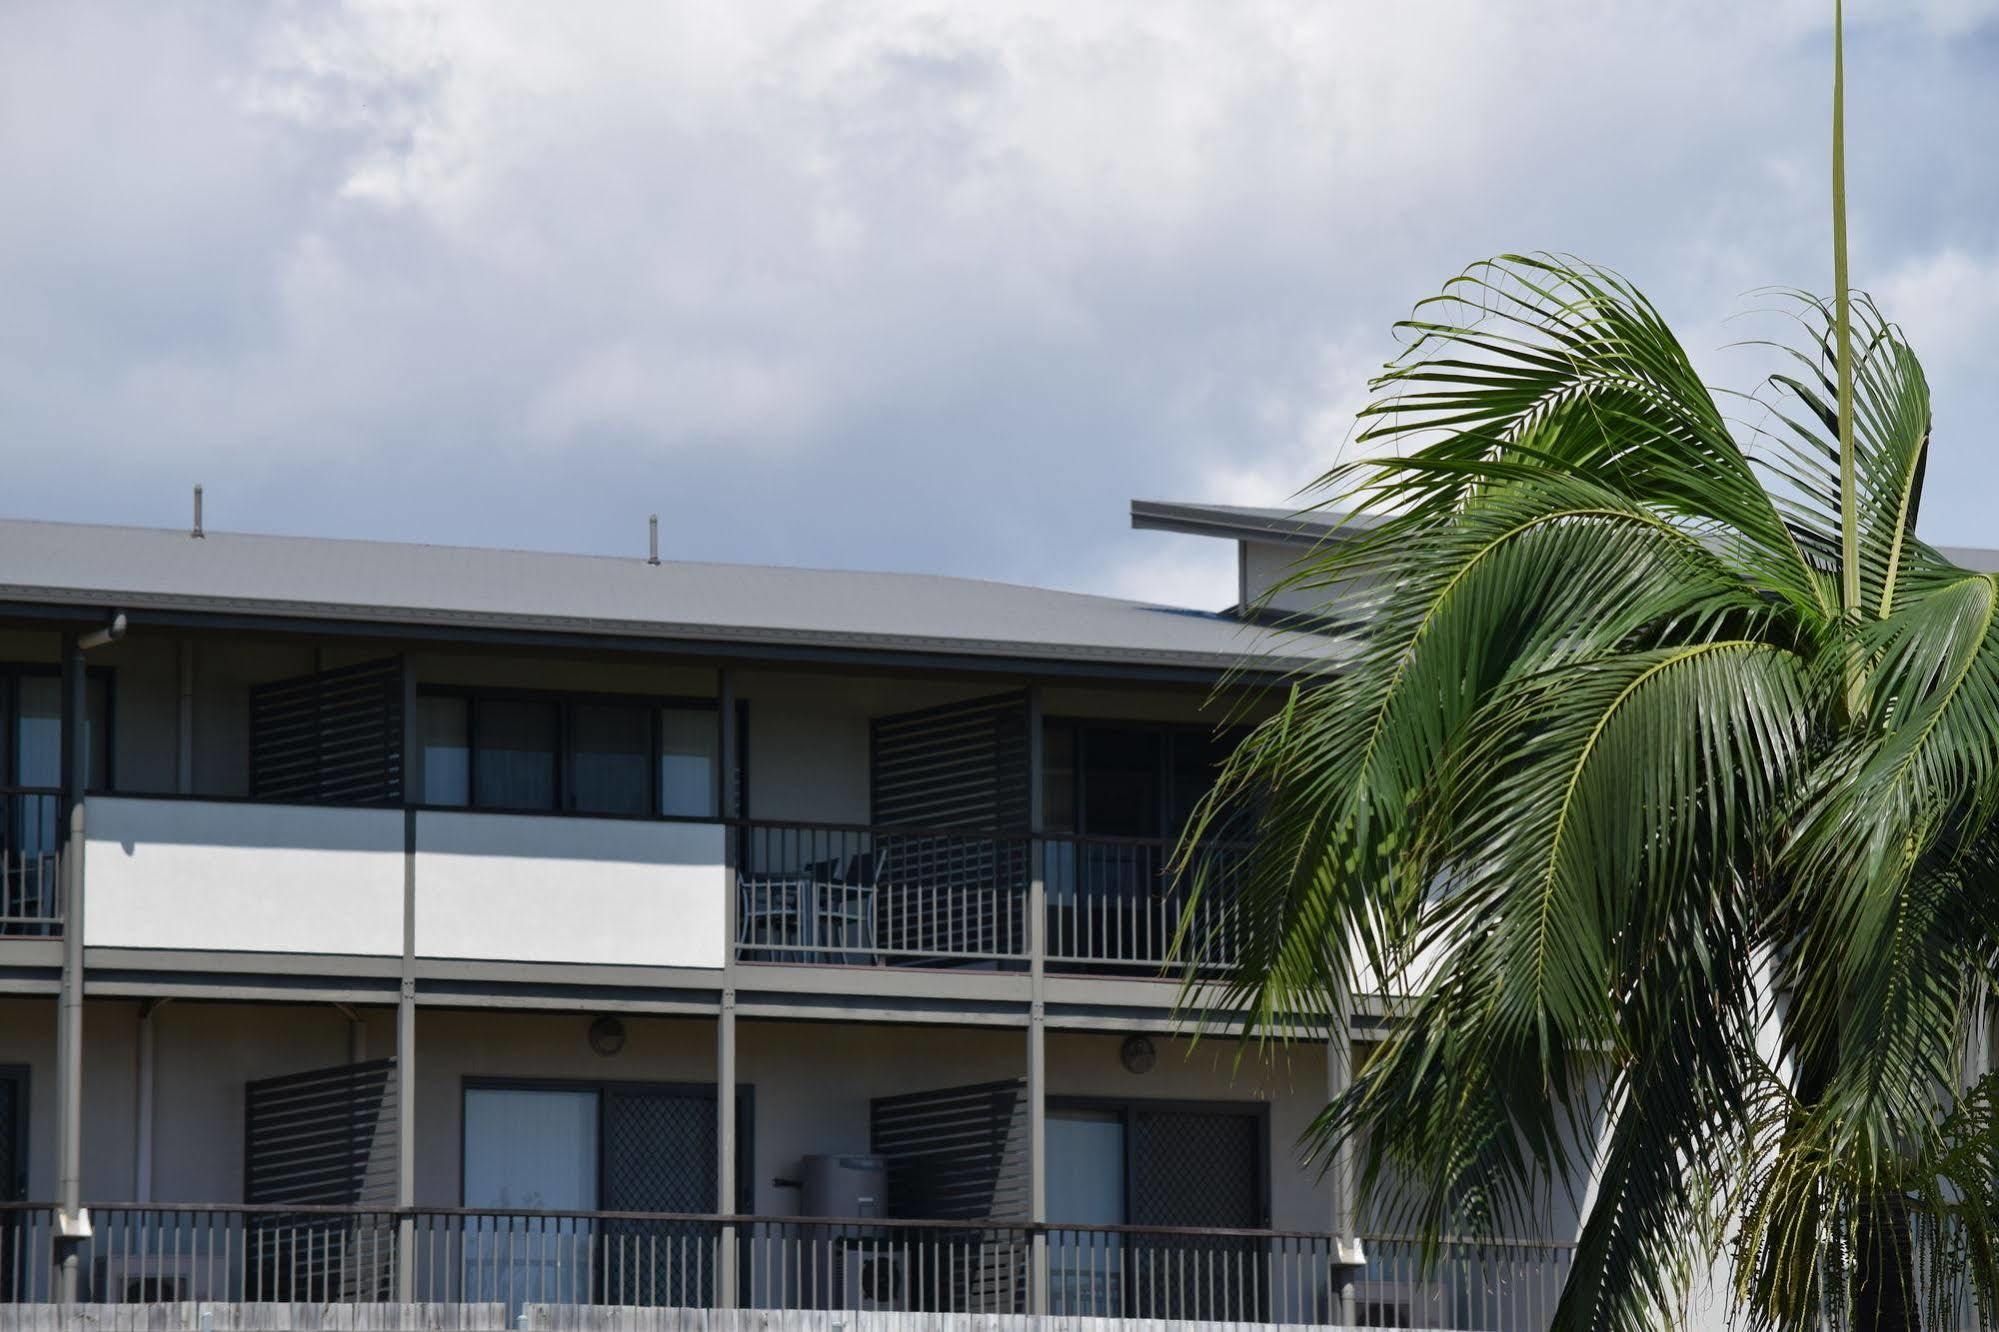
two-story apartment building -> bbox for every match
[0,500,1582,1330]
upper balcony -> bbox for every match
[0,634,1261,1010]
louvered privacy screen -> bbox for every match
[870,693,1030,958]
[870,1078,1029,1221]
[243,1058,398,1301]
[871,1078,1030,1313]
[249,657,405,804]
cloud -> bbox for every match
[1,2,1995,596]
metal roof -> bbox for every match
[1135,499,1999,572]
[0,516,1346,674]
[1130,499,1374,547]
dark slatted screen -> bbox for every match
[250,658,405,804]
[870,692,1030,830]
[870,694,1030,959]
[244,1059,398,1301]
[871,1078,1028,1221]
[245,1058,397,1207]
[872,1078,1029,1313]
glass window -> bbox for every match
[14,675,108,790]
[571,703,650,815]
[418,696,471,806]
[473,699,558,810]
[1043,723,1077,834]
[1168,730,1229,833]
[658,707,719,817]
[463,1087,600,1210]
[1080,727,1161,838]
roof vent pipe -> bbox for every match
[648,514,660,566]
[191,486,204,539]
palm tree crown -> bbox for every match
[1192,253,1999,1331]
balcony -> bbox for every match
[736,819,1242,976]
[0,1204,1577,1329]
[16,796,1240,985]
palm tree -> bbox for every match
[1188,7,1999,1330]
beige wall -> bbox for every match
[3,1001,1333,1231]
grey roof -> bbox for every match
[0,516,1344,673]
[1130,499,1375,547]
[1137,499,1999,572]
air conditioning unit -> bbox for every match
[841,1246,908,1312]
[95,1253,215,1304]
[1349,1277,1448,1329]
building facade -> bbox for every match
[0,501,1580,1328]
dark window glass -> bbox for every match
[1079,727,1161,838]
[1167,730,1229,833]
[1042,722,1077,833]
[571,703,650,815]
[473,699,558,810]
[418,696,470,806]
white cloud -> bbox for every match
[0,2,1995,587]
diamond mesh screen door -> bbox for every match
[1127,1108,1266,1322]
[599,1086,748,1307]
[0,1068,22,1301]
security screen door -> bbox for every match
[462,1082,733,1309]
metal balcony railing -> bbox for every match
[0,1203,1582,1329]
[0,786,62,938]
[732,819,1245,976]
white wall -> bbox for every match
[414,811,725,968]
[84,797,406,956]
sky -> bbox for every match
[3,2,1995,610]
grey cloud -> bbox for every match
[1,2,1995,612]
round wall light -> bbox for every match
[587,1015,627,1058]
[1119,1034,1157,1075]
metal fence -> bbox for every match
[0,1205,1580,1328]
[0,787,62,938]
[733,820,1242,976]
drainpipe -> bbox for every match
[1024,685,1048,1315]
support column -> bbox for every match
[395,808,417,1301]
[135,1000,164,1203]
[54,634,88,1302]
[1329,988,1363,1323]
[715,668,740,1309]
[1024,685,1048,1315]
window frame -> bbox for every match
[1045,1093,1272,1230]
[1041,717,1236,840]
[0,663,115,794]
[415,684,722,821]
[460,1074,755,1214]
